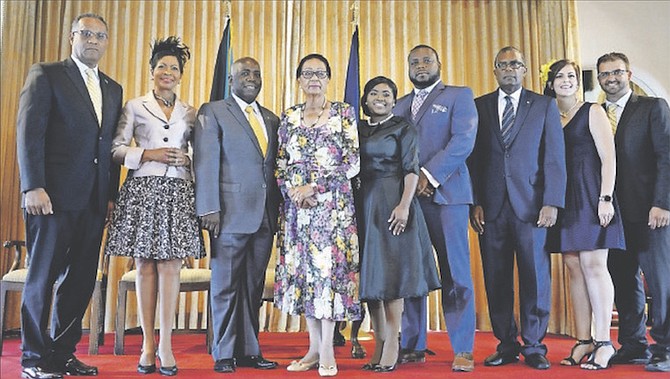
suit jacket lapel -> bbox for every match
[141,92,168,123]
[64,58,98,123]
[618,93,639,133]
[414,81,444,123]
[226,98,264,157]
[486,92,506,147]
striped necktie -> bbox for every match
[85,68,102,127]
[411,89,428,120]
[607,103,618,134]
[245,105,267,156]
[501,96,515,147]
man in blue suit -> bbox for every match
[393,45,478,372]
[469,46,566,370]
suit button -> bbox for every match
[99,136,103,140]
[163,137,169,142]
[262,184,267,188]
[164,124,169,129]
[505,154,510,158]
[94,158,98,164]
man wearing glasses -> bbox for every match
[16,13,122,379]
[597,52,670,372]
[469,46,566,370]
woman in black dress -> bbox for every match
[544,60,625,370]
[356,76,440,372]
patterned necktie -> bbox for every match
[85,68,102,126]
[501,95,515,147]
[411,89,428,120]
[607,103,618,134]
[245,105,267,156]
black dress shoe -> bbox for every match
[333,331,346,347]
[137,364,156,374]
[62,357,98,376]
[236,355,278,369]
[362,363,379,370]
[214,359,236,373]
[646,352,670,372]
[374,364,397,372]
[397,350,425,364]
[21,366,63,379]
[484,351,519,366]
[610,348,651,364]
[525,353,550,370]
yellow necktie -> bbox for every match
[85,68,103,126]
[607,103,618,134]
[245,105,267,156]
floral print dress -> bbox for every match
[274,101,362,321]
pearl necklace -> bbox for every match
[559,99,580,118]
[368,113,394,126]
[301,97,327,127]
[153,91,175,108]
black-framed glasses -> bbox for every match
[495,61,525,70]
[597,69,628,79]
[73,29,108,41]
[301,70,328,79]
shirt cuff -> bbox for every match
[421,167,440,188]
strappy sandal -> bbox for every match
[581,340,616,370]
[560,338,594,366]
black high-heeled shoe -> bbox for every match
[560,338,594,366]
[374,364,396,373]
[157,354,178,376]
[137,363,157,374]
[581,340,616,370]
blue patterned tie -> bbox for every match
[501,96,515,147]
[411,89,428,120]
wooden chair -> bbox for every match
[0,240,106,355]
[113,257,211,355]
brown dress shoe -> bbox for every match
[452,352,474,372]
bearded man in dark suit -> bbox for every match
[16,13,122,379]
[597,52,670,373]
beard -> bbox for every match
[410,72,440,89]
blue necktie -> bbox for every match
[501,96,515,147]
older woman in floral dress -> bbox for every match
[274,53,361,377]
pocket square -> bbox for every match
[431,104,448,113]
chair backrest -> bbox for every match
[2,240,27,273]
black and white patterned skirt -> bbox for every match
[105,176,205,260]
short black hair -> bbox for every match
[408,44,441,64]
[149,36,191,73]
[71,13,108,32]
[596,52,630,72]
[494,46,526,67]
[296,53,331,80]
[361,76,398,117]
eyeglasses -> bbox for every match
[73,29,108,41]
[301,70,328,79]
[597,69,628,79]
[495,61,525,70]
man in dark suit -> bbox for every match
[469,46,566,370]
[16,13,122,379]
[393,45,478,372]
[597,52,670,372]
[194,57,280,374]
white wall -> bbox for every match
[577,1,670,101]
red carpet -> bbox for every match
[0,331,662,378]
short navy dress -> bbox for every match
[548,103,626,253]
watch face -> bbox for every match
[600,195,612,202]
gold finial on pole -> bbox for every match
[350,1,359,26]
[223,0,231,20]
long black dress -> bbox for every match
[547,103,626,252]
[357,116,441,300]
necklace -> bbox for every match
[301,97,327,127]
[559,99,580,118]
[153,91,175,108]
[368,113,394,126]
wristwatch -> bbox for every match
[599,195,613,202]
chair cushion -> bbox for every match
[2,268,28,282]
